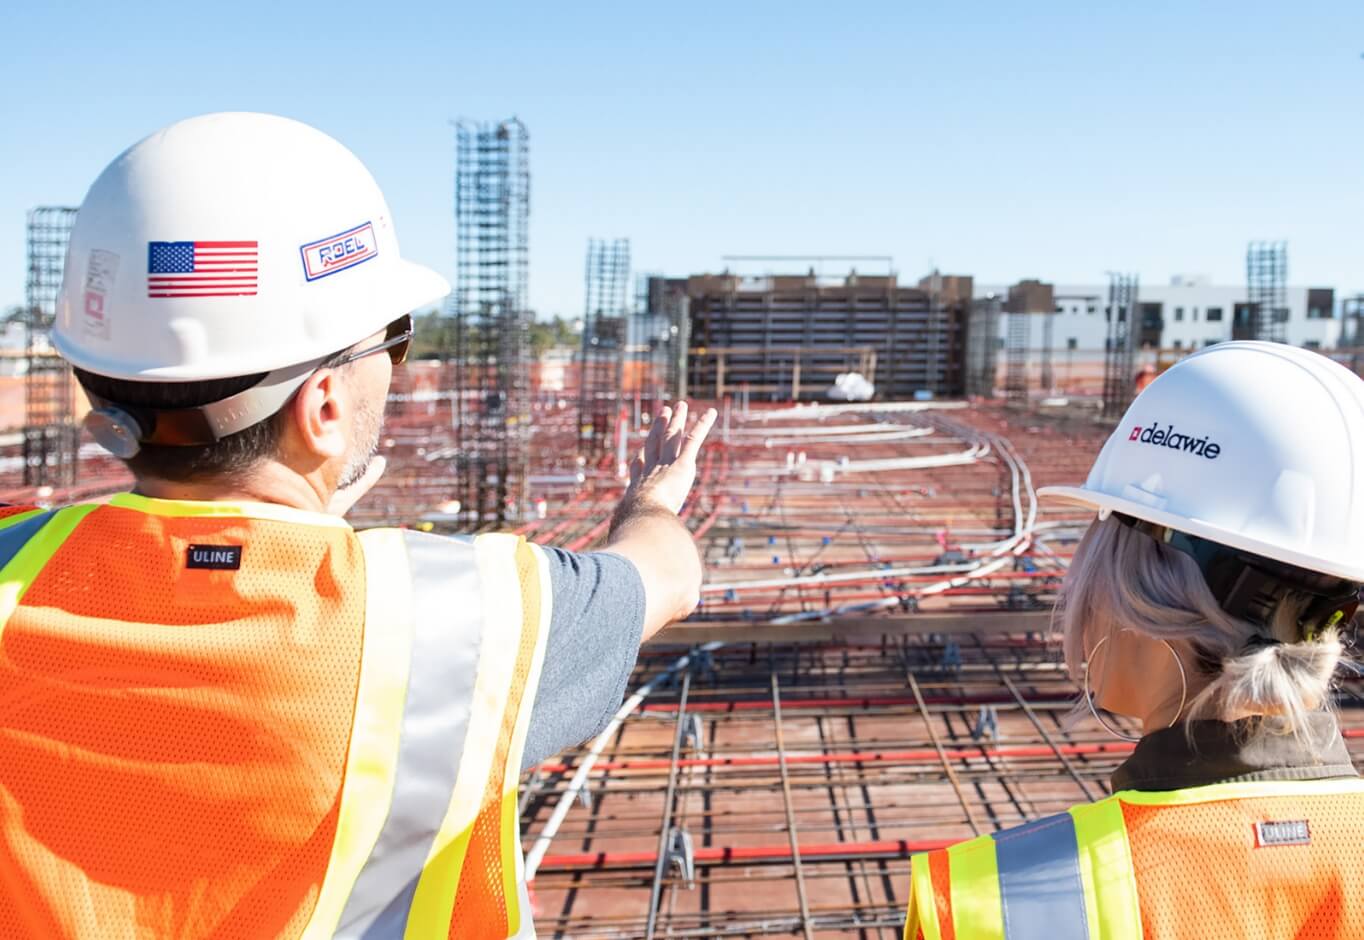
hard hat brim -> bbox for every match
[389,260,451,322]
[1038,484,1364,583]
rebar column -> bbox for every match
[579,238,629,457]
[1101,272,1139,420]
[1004,309,1029,407]
[1246,241,1288,343]
[23,207,80,488]
[452,119,531,529]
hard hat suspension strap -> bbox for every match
[1114,513,1362,641]
[82,355,328,457]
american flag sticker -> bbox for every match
[147,241,258,297]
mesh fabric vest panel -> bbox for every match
[1123,790,1364,939]
[0,502,364,938]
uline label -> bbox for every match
[187,544,243,570]
[1254,820,1310,847]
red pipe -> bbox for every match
[535,740,1136,775]
[535,837,953,872]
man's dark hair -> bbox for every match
[75,369,284,482]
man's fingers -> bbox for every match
[680,408,718,464]
[663,401,690,461]
[667,401,688,440]
[645,406,670,465]
[629,450,645,486]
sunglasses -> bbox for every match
[331,314,414,367]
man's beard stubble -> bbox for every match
[337,392,384,489]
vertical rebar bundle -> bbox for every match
[1004,309,1029,406]
[1246,241,1288,343]
[1344,294,1364,377]
[452,119,531,529]
[24,207,80,488]
[1101,272,1140,420]
[923,270,942,394]
[965,295,1000,398]
[1039,307,1055,394]
[579,238,629,456]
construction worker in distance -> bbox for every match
[0,112,717,939]
[904,341,1364,939]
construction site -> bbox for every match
[9,119,1364,939]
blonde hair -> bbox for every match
[1056,515,1345,740]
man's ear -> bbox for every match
[288,367,349,460]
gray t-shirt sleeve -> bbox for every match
[520,547,646,770]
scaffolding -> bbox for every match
[1245,241,1288,343]
[579,239,630,457]
[1101,273,1139,420]
[23,207,80,488]
[451,119,531,529]
[682,270,970,401]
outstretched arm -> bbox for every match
[606,401,717,642]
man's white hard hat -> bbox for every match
[1039,341,1364,582]
[54,112,449,382]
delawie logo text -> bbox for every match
[1128,423,1221,459]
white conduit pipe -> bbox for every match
[737,443,987,478]
[727,422,909,438]
[761,428,936,446]
[742,401,970,422]
[523,641,724,880]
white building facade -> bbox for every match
[980,276,1350,351]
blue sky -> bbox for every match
[3,1,1362,318]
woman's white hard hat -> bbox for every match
[1039,341,1364,583]
[53,112,449,382]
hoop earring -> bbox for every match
[1084,635,1188,742]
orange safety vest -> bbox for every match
[0,494,552,939]
[904,777,1364,940]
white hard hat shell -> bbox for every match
[54,112,449,381]
[1039,341,1364,583]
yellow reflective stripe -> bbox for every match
[907,852,943,940]
[108,492,350,528]
[501,541,552,933]
[946,834,1003,940]
[0,504,99,629]
[1069,797,1141,940]
[300,529,414,939]
[1115,777,1364,806]
[0,509,44,531]
[405,532,526,937]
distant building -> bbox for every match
[980,277,1346,351]
[665,270,977,400]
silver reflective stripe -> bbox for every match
[0,511,55,572]
[336,531,485,938]
[993,811,1088,940]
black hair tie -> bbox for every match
[1242,634,1283,653]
